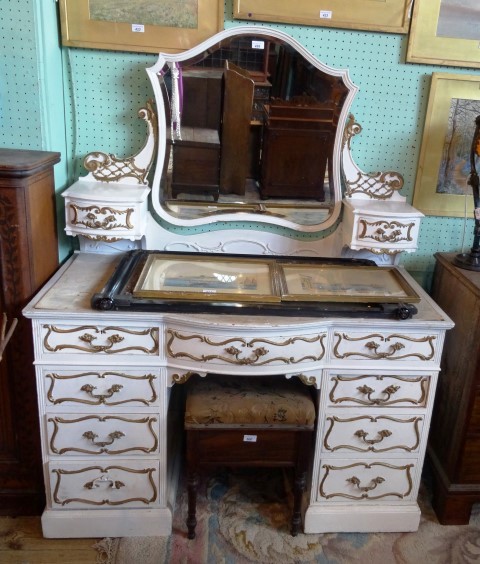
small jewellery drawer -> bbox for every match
[322,413,425,454]
[39,324,159,357]
[332,331,437,362]
[317,458,418,502]
[327,374,431,408]
[47,414,159,456]
[166,327,327,368]
[42,369,160,408]
[49,460,160,509]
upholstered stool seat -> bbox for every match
[184,375,316,538]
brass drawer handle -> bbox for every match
[224,345,269,365]
[357,384,400,404]
[354,429,392,445]
[365,340,404,358]
[84,474,125,490]
[83,430,125,447]
[79,333,124,352]
[80,384,123,402]
[347,475,385,492]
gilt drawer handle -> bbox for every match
[83,430,125,447]
[80,384,123,402]
[354,429,392,445]
[365,340,404,358]
[79,333,124,352]
[357,384,400,404]
[84,474,125,490]
[224,345,269,365]
[347,475,385,492]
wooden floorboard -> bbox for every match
[0,516,100,563]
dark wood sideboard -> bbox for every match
[429,252,480,524]
[0,148,60,515]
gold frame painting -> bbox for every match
[413,73,480,217]
[278,263,420,303]
[58,0,224,54]
[132,254,280,302]
[233,0,411,34]
[407,0,480,68]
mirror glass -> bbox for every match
[147,27,357,231]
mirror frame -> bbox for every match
[146,26,358,233]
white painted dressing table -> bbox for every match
[23,26,452,537]
[24,251,452,537]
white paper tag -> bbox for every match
[252,40,265,49]
[132,24,145,33]
[243,434,257,442]
[320,10,333,19]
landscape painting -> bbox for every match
[437,0,480,41]
[89,0,198,29]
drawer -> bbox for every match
[317,458,418,502]
[47,414,159,456]
[166,328,326,368]
[42,369,160,408]
[40,324,159,357]
[322,413,425,454]
[327,374,431,408]
[332,331,438,362]
[48,460,160,509]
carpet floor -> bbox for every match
[94,467,480,564]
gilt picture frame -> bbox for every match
[407,0,480,68]
[278,263,420,303]
[412,73,480,217]
[233,0,411,34]
[58,0,224,54]
[132,254,280,302]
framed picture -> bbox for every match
[412,73,480,217]
[132,254,280,302]
[91,251,420,319]
[58,0,224,53]
[278,263,420,303]
[407,0,480,68]
[233,0,411,34]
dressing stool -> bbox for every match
[184,375,316,538]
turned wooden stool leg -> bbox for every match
[186,470,199,539]
[291,469,307,536]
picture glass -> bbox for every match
[133,255,279,301]
[437,0,480,41]
[279,264,419,303]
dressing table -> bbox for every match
[23,27,451,538]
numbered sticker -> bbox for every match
[252,40,265,50]
[132,24,145,33]
[243,435,257,442]
[319,11,333,19]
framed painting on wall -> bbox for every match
[412,73,480,217]
[407,0,480,68]
[58,0,224,54]
[233,0,411,34]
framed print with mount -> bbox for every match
[407,0,480,68]
[91,250,419,319]
[233,0,411,34]
[412,73,480,217]
[57,0,224,54]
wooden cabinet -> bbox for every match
[0,148,60,515]
[428,252,480,524]
[259,101,335,200]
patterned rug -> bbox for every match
[94,468,480,564]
